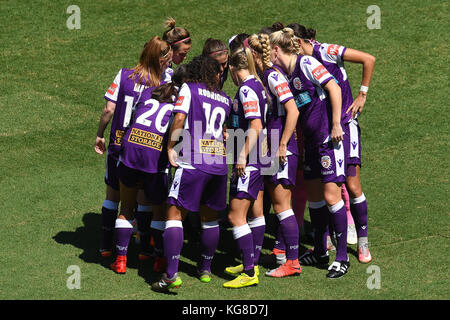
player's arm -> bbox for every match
[236,118,263,177]
[343,48,376,119]
[167,112,186,168]
[279,99,299,163]
[323,79,343,143]
[95,100,116,154]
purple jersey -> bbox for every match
[230,75,269,169]
[119,87,174,174]
[262,66,298,156]
[312,43,353,124]
[104,68,172,160]
[173,82,232,175]
[288,55,335,145]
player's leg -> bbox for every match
[100,155,121,257]
[346,165,371,263]
[265,182,301,278]
[135,190,153,261]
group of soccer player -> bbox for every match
[94,18,376,292]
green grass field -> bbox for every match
[1,0,449,302]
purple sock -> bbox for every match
[328,201,348,262]
[350,194,368,238]
[115,219,134,256]
[274,222,286,251]
[198,221,220,272]
[151,221,165,257]
[248,217,266,265]
[233,224,255,272]
[135,207,153,253]
[308,201,329,256]
[163,220,184,279]
[277,210,299,261]
[101,204,118,251]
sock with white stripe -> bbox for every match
[100,200,119,251]
[163,220,184,279]
[114,218,134,256]
[328,200,348,262]
[150,220,165,257]
[350,193,368,238]
[248,216,266,264]
[276,209,299,261]
[198,221,220,272]
[233,224,255,275]
[308,201,329,257]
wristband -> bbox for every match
[360,85,369,93]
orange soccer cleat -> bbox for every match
[265,259,302,278]
[110,255,127,274]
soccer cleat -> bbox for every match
[198,270,212,283]
[347,224,357,245]
[225,264,260,277]
[223,273,259,289]
[99,249,112,258]
[259,248,287,266]
[153,256,167,273]
[265,259,302,278]
[299,249,329,268]
[151,273,182,292]
[358,242,372,263]
[110,255,127,274]
[326,260,350,279]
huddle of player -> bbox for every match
[94,18,376,292]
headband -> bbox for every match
[171,37,190,45]
[209,49,228,56]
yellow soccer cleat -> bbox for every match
[224,264,259,276]
[223,273,259,289]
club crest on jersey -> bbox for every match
[233,99,239,112]
[321,156,332,169]
[293,77,302,90]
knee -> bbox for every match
[346,178,362,198]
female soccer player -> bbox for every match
[222,46,270,288]
[110,81,177,274]
[202,38,229,89]
[162,17,192,68]
[268,27,349,278]
[94,36,172,259]
[246,33,302,278]
[151,55,232,292]
[288,23,376,263]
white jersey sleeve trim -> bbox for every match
[104,69,122,102]
[173,83,191,114]
[239,85,261,119]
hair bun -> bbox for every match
[164,17,176,29]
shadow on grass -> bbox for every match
[52,210,313,287]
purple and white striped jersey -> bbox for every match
[104,68,172,160]
[288,55,336,145]
[230,75,269,169]
[173,82,232,175]
[119,86,174,174]
[312,43,353,123]
[262,66,298,156]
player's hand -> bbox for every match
[236,157,247,177]
[277,143,288,165]
[346,92,366,119]
[95,136,106,155]
[330,124,344,143]
[168,148,178,168]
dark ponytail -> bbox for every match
[287,22,316,40]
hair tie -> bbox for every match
[242,38,250,49]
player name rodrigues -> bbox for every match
[181,303,269,317]
[197,87,228,104]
